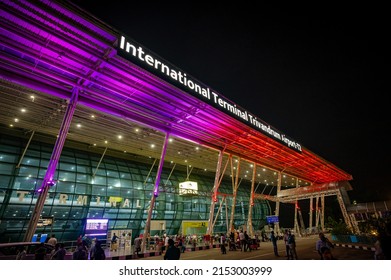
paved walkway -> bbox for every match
[102,239,375,260]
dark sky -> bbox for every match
[70,1,389,203]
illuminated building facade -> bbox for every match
[0,1,353,244]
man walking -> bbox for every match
[270,231,279,257]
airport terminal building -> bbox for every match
[0,0,353,245]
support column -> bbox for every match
[92,147,108,178]
[206,150,224,235]
[336,189,355,233]
[228,157,240,233]
[24,90,78,242]
[274,172,282,234]
[315,196,320,229]
[321,195,325,231]
[16,130,35,168]
[294,202,298,234]
[293,178,299,234]
[141,132,169,252]
[309,196,313,232]
[247,163,256,237]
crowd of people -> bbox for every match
[15,222,390,260]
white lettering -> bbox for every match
[119,35,301,152]
[145,54,154,66]
[16,191,29,201]
[59,193,68,204]
[76,195,88,205]
[123,198,130,208]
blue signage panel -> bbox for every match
[266,215,279,223]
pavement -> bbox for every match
[103,239,375,260]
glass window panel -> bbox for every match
[0,175,11,188]
[182,212,191,219]
[92,176,106,185]
[0,144,20,153]
[13,177,39,190]
[94,168,107,176]
[75,184,88,194]
[25,150,40,158]
[39,159,50,168]
[107,186,120,197]
[114,220,131,229]
[76,165,88,173]
[2,220,26,230]
[132,181,143,190]
[88,208,104,218]
[18,166,39,177]
[104,163,117,170]
[117,211,131,219]
[76,173,89,183]
[58,171,76,182]
[119,179,131,188]
[107,178,121,187]
[118,165,130,172]
[91,186,106,196]
[22,157,40,167]
[76,158,89,165]
[0,153,17,163]
[129,167,140,174]
[59,162,77,172]
[54,181,76,193]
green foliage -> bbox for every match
[326,216,353,235]
[357,217,391,235]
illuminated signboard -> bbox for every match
[179,181,198,196]
[85,218,109,236]
[37,217,54,227]
[117,35,302,153]
[266,215,279,224]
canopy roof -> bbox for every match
[0,0,352,187]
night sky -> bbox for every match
[70,1,389,203]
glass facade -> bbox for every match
[0,133,269,243]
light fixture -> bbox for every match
[57,51,65,59]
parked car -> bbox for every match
[0,242,54,260]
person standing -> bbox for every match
[34,243,47,260]
[287,231,298,260]
[90,240,105,260]
[316,232,334,260]
[270,231,279,257]
[16,246,27,260]
[134,236,142,255]
[283,229,291,259]
[164,238,180,260]
[73,244,88,260]
[238,230,245,251]
[47,234,57,247]
[111,233,118,252]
